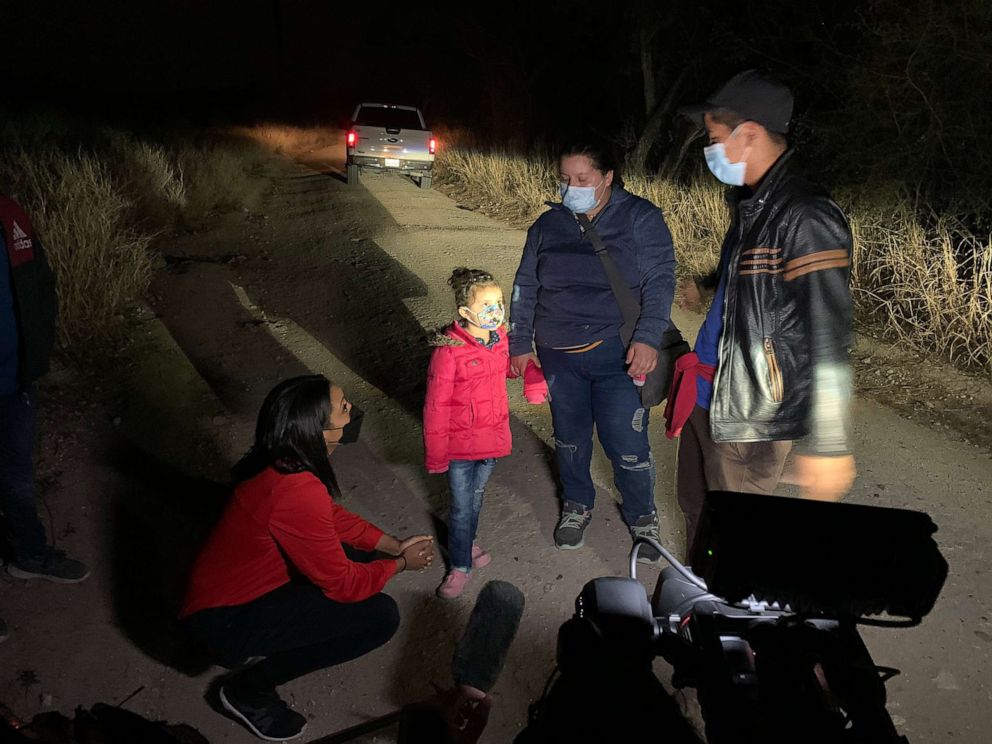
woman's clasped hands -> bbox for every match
[397,535,436,571]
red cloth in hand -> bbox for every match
[523,360,549,404]
[663,353,715,439]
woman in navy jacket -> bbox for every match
[508,139,676,560]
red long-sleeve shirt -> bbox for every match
[180,467,397,617]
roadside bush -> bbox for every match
[0,119,274,349]
[435,148,559,224]
[847,186,992,373]
[174,137,268,221]
[237,123,340,158]
[106,132,187,231]
[5,148,153,347]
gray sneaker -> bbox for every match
[630,513,663,564]
[8,549,90,583]
[554,501,592,550]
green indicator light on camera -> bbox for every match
[707,549,714,556]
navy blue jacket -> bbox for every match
[509,186,676,356]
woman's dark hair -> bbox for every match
[448,266,498,309]
[558,137,624,187]
[232,375,339,494]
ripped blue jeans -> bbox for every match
[538,335,655,526]
[446,458,497,571]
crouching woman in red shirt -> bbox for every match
[180,375,435,742]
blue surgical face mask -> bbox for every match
[560,179,607,214]
[703,126,747,186]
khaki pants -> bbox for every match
[677,406,792,555]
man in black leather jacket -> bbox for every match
[671,71,856,551]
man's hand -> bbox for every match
[510,352,540,378]
[790,454,856,501]
[677,277,704,312]
[626,342,658,377]
[401,685,492,744]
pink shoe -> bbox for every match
[471,544,492,569]
[437,569,471,599]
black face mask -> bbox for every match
[335,405,364,445]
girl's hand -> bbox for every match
[510,353,540,378]
[401,538,436,571]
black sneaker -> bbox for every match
[630,513,663,564]
[0,615,8,644]
[8,549,90,583]
[219,682,307,741]
[554,501,592,550]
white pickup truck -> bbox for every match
[346,103,436,189]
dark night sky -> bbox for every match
[0,1,667,128]
[2,0,989,203]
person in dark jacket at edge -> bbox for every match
[668,70,857,555]
[0,193,89,644]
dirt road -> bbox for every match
[1,136,990,743]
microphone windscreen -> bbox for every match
[451,580,525,693]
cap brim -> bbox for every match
[677,103,711,130]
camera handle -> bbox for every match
[629,536,708,591]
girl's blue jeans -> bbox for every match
[446,458,497,571]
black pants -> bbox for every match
[0,390,49,563]
[182,582,400,694]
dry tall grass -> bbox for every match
[107,133,187,229]
[175,139,268,221]
[9,148,153,347]
[435,147,992,377]
[847,189,992,372]
[1,125,273,347]
[236,123,340,158]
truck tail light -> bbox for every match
[429,137,437,155]
[347,131,357,148]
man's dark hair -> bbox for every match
[232,374,339,495]
[708,108,788,148]
[557,137,625,187]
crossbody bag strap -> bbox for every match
[576,212,640,347]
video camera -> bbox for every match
[519,492,948,744]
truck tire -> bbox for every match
[420,175,433,190]
[347,164,359,185]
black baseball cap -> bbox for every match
[680,70,793,134]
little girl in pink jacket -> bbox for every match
[424,267,547,598]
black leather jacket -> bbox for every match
[704,151,853,455]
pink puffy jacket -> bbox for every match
[423,323,546,473]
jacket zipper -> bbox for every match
[711,215,745,409]
[763,338,784,403]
